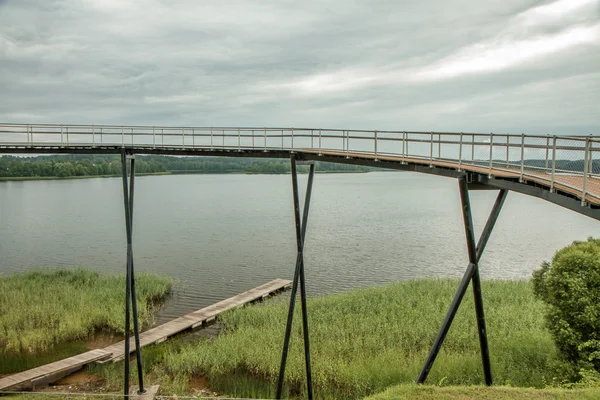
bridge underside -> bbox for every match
[2,145,599,221]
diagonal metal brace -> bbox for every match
[276,156,315,399]
[417,178,507,385]
[120,152,145,398]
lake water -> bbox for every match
[0,171,598,324]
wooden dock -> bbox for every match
[0,278,291,392]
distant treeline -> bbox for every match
[0,154,375,178]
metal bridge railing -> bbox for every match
[0,123,598,205]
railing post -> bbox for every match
[210,127,213,150]
[100,127,103,145]
[92,125,96,147]
[66,126,69,145]
[291,128,294,151]
[264,128,267,152]
[282,129,284,149]
[505,135,509,168]
[252,129,254,148]
[458,133,463,171]
[520,134,525,182]
[346,130,350,159]
[192,128,196,148]
[311,129,314,149]
[318,129,322,156]
[161,128,164,146]
[545,136,550,170]
[122,125,124,147]
[438,133,441,159]
[471,134,475,161]
[152,126,156,148]
[374,130,378,161]
[27,124,31,146]
[60,125,64,146]
[182,128,185,147]
[238,128,241,151]
[430,132,434,166]
[401,132,406,163]
[582,137,590,206]
[131,127,134,146]
[488,133,493,177]
[550,136,557,192]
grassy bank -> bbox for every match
[147,279,570,399]
[365,384,600,399]
[0,268,172,356]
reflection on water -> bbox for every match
[0,171,598,325]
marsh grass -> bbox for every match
[154,279,568,399]
[0,268,172,355]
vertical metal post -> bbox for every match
[122,126,124,147]
[458,133,463,171]
[551,136,557,192]
[582,137,590,206]
[152,127,156,148]
[318,129,322,155]
[459,177,492,386]
[238,128,241,151]
[282,129,284,149]
[131,128,134,146]
[121,153,131,399]
[291,128,294,150]
[100,127,103,145]
[520,135,525,182]
[210,128,213,150]
[401,132,406,163]
[471,134,475,161]
[161,129,164,146]
[121,153,145,397]
[545,136,550,170]
[277,158,315,400]
[417,188,506,385]
[264,128,267,152]
[346,130,350,158]
[66,126,69,145]
[430,132,434,166]
[252,129,254,148]
[311,129,314,149]
[192,128,195,148]
[437,133,441,159]
[92,125,95,147]
[505,135,509,167]
[182,128,185,147]
[488,133,493,176]
[374,130,378,161]
[61,125,64,146]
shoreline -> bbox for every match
[0,169,374,182]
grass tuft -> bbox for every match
[0,268,172,354]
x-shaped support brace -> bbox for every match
[276,155,315,399]
[417,175,508,386]
[121,152,145,398]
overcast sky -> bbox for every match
[0,0,598,134]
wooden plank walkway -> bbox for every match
[303,150,600,207]
[0,278,291,392]
[100,278,292,362]
[0,349,110,391]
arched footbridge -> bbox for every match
[1,122,599,399]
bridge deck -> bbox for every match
[0,278,291,392]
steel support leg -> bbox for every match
[276,156,315,400]
[416,179,507,385]
[121,152,144,398]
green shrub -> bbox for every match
[532,238,600,374]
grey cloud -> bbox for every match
[0,0,598,135]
